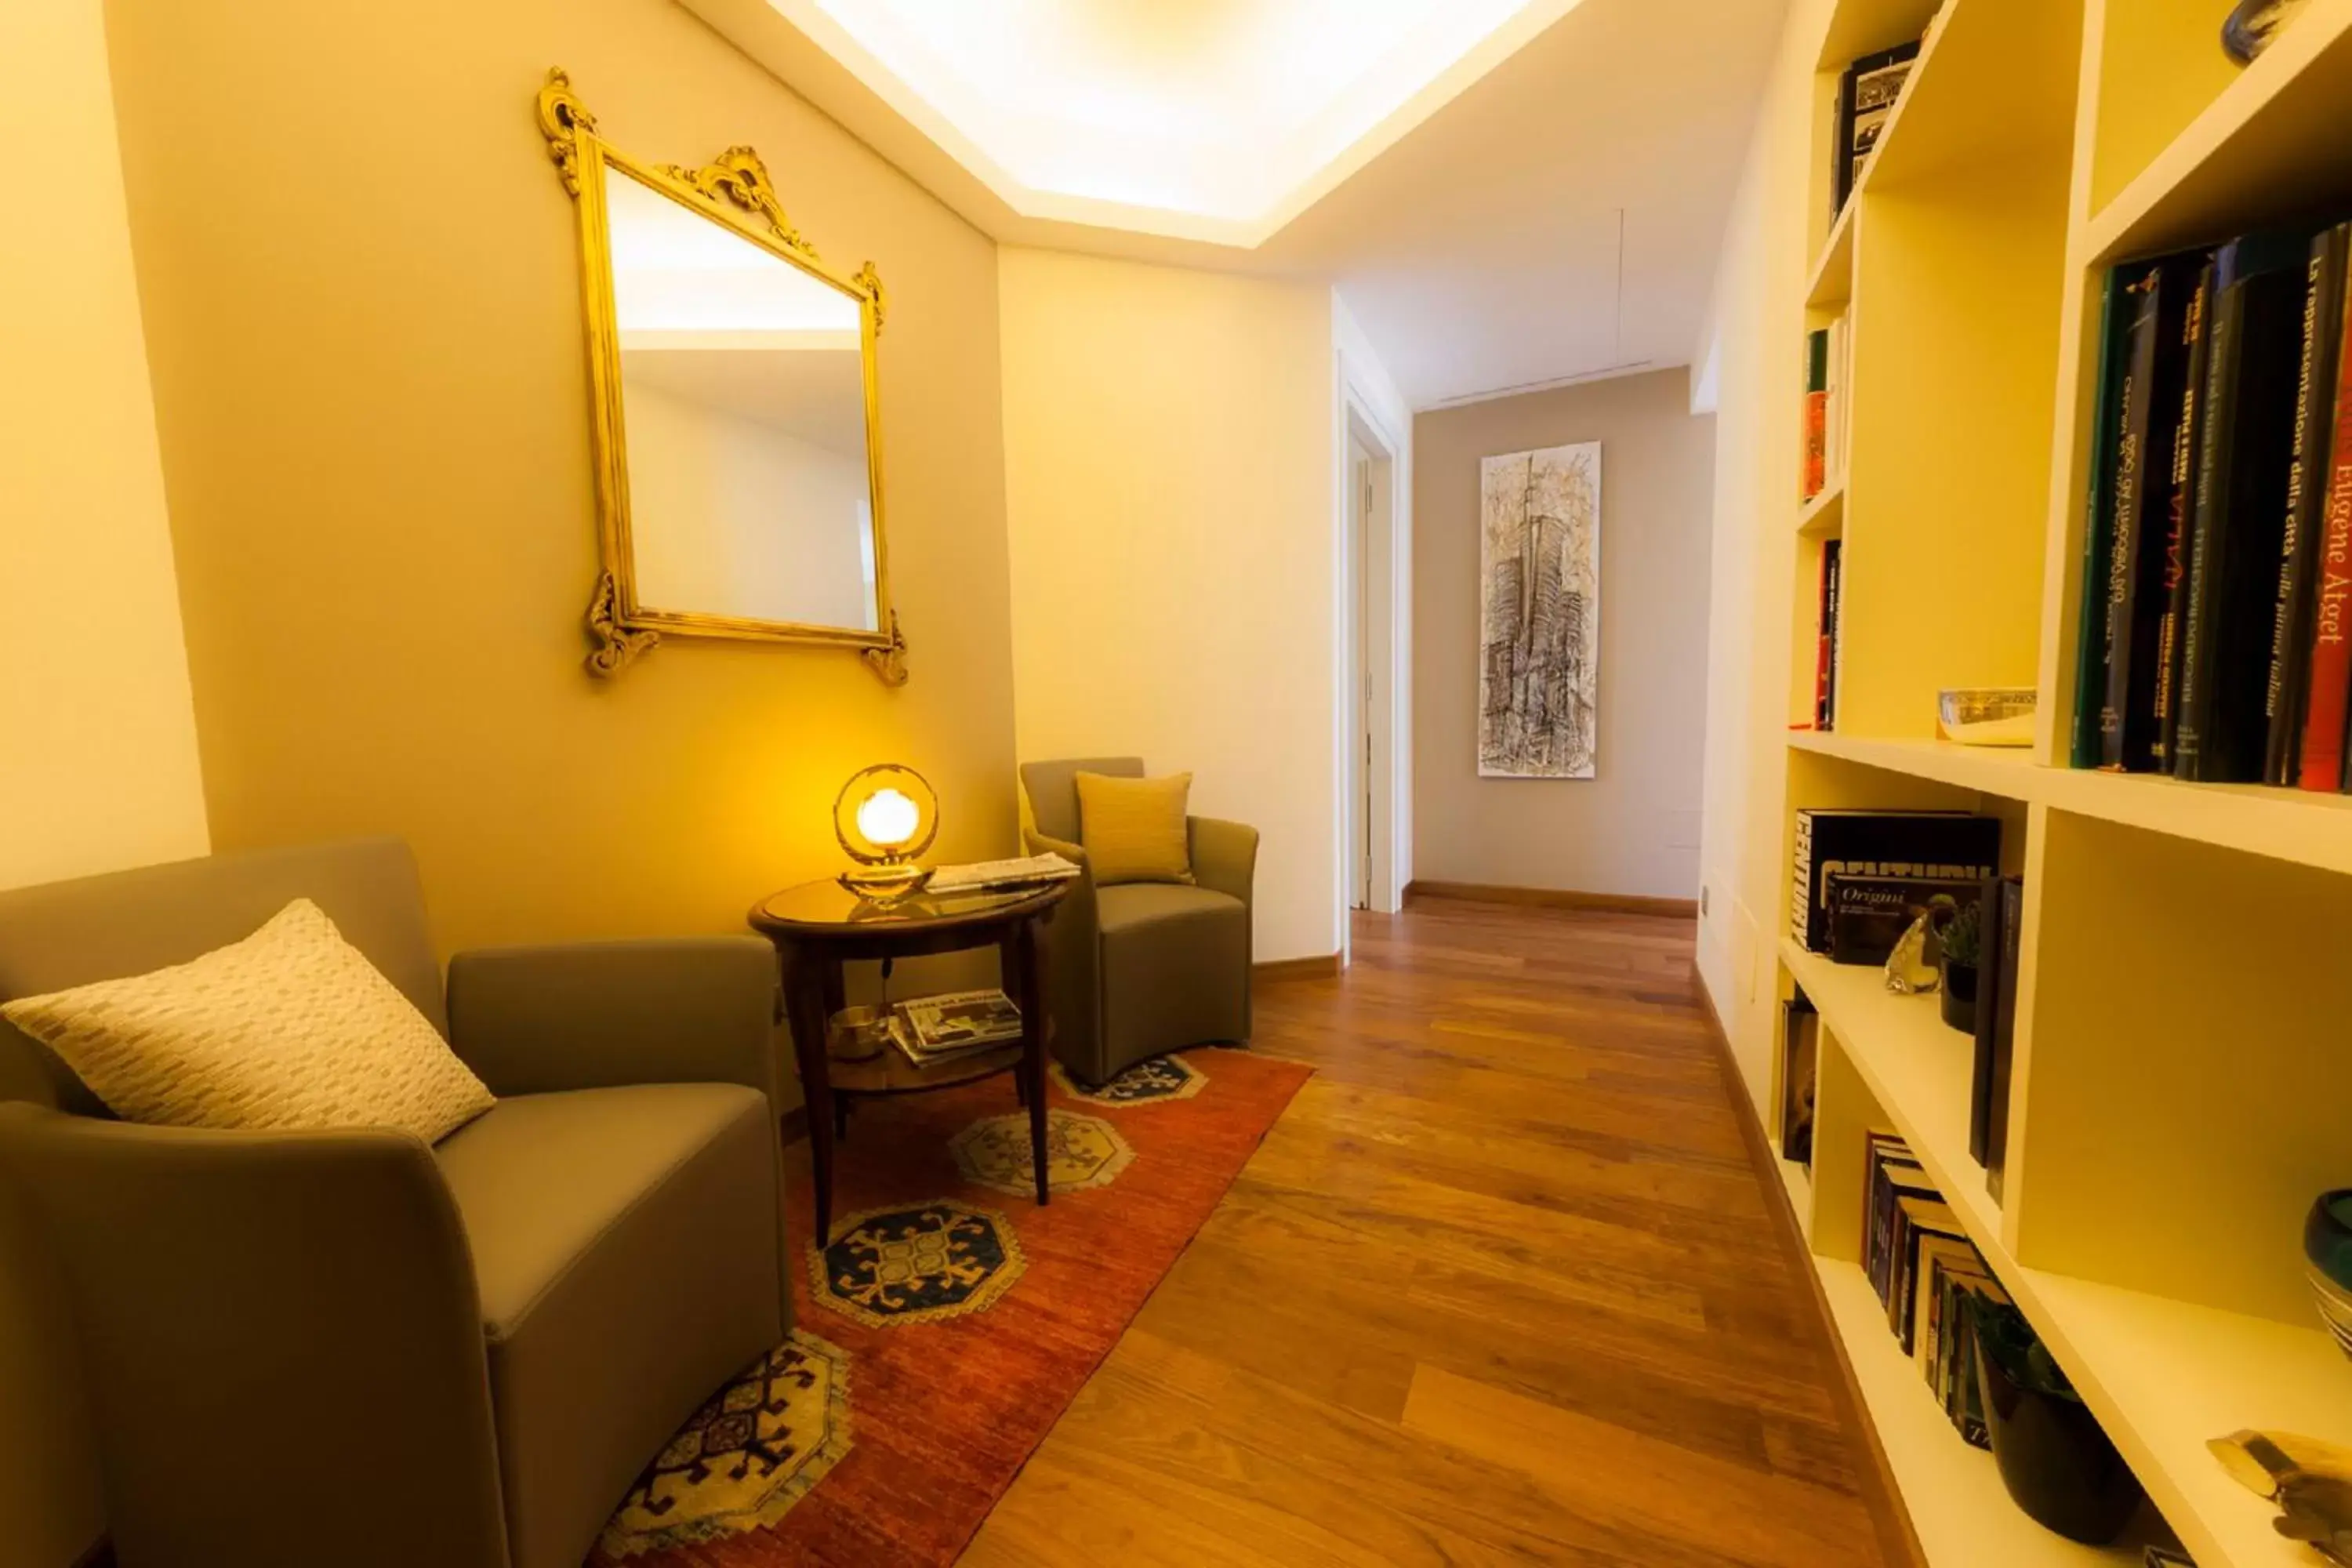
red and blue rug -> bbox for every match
[587,1045,1312,1567]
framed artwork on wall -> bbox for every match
[1479,441,1601,779]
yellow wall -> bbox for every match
[997,249,1341,961]
[2,2,213,1560]
[101,0,1019,960]
[1696,0,1826,1098]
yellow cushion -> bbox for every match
[0,898,495,1143]
[1076,771,1195,886]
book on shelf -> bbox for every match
[1789,811,1999,955]
[1864,1132,1936,1306]
[2074,266,2136,768]
[2101,254,2206,772]
[1888,1192,1966,1354]
[890,988,1022,1065]
[1780,991,1817,1168]
[2266,223,2351,784]
[1814,538,1844,730]
[2303,229,2352,791]
[1860,1131,2009,1451]
[1831,42,1919,220]
[2156,260,2217,771]
[1822,873,1984,966]
[1803,327,1828,501]
[2176,230,2313,782]
[1981,874,2024,1202]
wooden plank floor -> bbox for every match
[961,896,1896,1567]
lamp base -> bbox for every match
[837,862,933,900]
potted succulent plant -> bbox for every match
[1970,1296,2144,1544]
[1938,898,1981,1033]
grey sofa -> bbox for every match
[1019,757,1258,1083]
[0,839,789,1568]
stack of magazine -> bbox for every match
[888,988,1023,1068]
[927,853,1080,893]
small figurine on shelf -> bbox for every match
[1883,893,1954,996]
[2223,0,2313,64]
[2211,1429,2352,1565]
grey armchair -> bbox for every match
[0,839,789,1568]
[1019,757,1258,1083]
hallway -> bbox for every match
[966,896,1897,1566]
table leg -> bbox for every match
[782,949,839,1249]
[1017,916,1051,1208]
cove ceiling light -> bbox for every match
[764,0,1583,245]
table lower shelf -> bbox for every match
[827,1040,1025,1094]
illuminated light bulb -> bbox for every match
[855,786,921,851]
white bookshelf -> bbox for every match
[1753,0,2352,1564]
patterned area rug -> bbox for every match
[586,1045,1312,1568]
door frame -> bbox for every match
[1336,367,1409,936]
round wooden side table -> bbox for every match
[749,877,1066,1248]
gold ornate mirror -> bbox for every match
[538,70,906,684]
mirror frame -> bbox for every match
[538,68,906,684]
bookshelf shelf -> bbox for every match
[2082,0,2352,265]
[1808,203,1855,310]
[2020,1270,2352,1568]
[1781,938,2000,1250]
[1788,731,2352,877]
[1796,479,1845,537]
[1814,1260,2142,1566]
[1783,935,2335,1567]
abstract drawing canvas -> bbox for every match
[1479,441,1601,779]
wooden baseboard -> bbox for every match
[1252,953,1343,982]
[1403,880,1698,920]
[1692,973,1928,1568]
[778,1104,809,1148]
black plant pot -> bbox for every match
[1973,1323,2143,1543]
[1941,960,1978,1033]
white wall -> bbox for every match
[1695,0,1828,1099]
[1000,247,1341,962]
[1412,368,1715,901]
[0,0,215,1560]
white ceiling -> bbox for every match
[684,0,1786,408]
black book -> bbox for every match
[2154,262,2216,771]
[1968,876,2006,1167]
[1789,811,2001,955]
[1820,538,1844,730]
[2176,230,2314,782]
[2074,268,2136,769]
[2103,258,2204,771]
[1984,875,2024,1204]
[1832,42,1919,220]
[2265,224,2352,783]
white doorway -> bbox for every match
[1345,403,1399,917]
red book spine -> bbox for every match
[1803,392,1828,500]
[2298,298,2352,789]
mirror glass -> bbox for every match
[606,166,879,633]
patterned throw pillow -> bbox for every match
[1,898,494,1143]
[1074,771,1196,886]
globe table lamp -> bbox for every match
[833,763,938,897]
